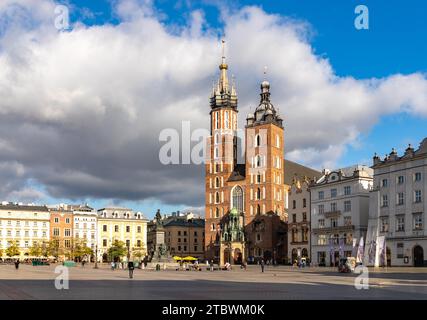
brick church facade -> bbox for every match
[204,43,318,265]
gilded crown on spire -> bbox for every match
[210,39,238,110]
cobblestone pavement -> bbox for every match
[0,264,426,300]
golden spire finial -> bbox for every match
[221,39,226,64]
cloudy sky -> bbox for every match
[1,0,427,218]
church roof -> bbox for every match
[227,164,246,182]
[283,159,321,185]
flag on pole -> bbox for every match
[368,238,376,265]
[329,238,334,265]
[377,236,386,267]
[351,238,357,257]
[356,236,364,263]
[339,238,344,258]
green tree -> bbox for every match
[28,242,42,257]
[72,238,93,261]
[132,246,146,261]
[6,241,20,257]
[108,240,127,262]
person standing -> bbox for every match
[128,261,135,279]
[14,259,20,270]
[111,261,115,271]
[210,259,214,272]
[260,258,265,273]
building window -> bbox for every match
[194,231,198,236]
[303,198,306,208]
[232,186,244,213]
[382,179,388,187]
[66,218,70,224]
[381,194,388,207]
[331,189,337,198]
[292,200,296,209]
[103,225,107,232]
[276,135,280,148]
[194,246,198,252]
[126,240,130,247]
[331,218,338,228]
[137,240,141,247]
[414,172,422,182]
[53,228,60,236]
[330,202,337,212]
[256,174,261,183]
[65,229,71,237]
[318,219,325,228]
[54,217,59,223]
[126,226,130,233]
[65,240,71,248]
[380,217,389,232]
[345,233,353,245]
[414,190,422,203]
[397,192,404,206]
[318,235,326,245]
[344,200,351,212]
[215,192,220,204]
[103,239,107,247]
[397,243,404,259]
[318,204,324,214]
[114,225,119,232]
[344,186,351,195]
[292,214,296,223]
[302,212,307,222]
[413,213,423,230]
[255,134,261,147]
[318,191,324,200]
[396,216,405,232]
[256,204,261,215]
[215,207,220,218]
[344,216,352,226]
[225,111,229,128]
[397,175,405,185]
[137,226,141,233]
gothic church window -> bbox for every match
[232,186,244,213]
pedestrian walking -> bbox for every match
[14,259,20,270]
[128,261,135,279]
[260,258,265,273]
[210,259,214,272]
[111,261,115,270]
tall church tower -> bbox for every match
[245,78,285,225]
[205,41,238,261]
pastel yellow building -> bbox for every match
[97,207,148,262]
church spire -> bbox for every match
[218,39,229,94]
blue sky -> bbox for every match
[63,0,427,168]
[1,0,426,218]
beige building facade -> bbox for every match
[0,203,50,258]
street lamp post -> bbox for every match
[94,244,98,269]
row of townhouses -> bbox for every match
[287,139,427,267]
[0,203,148,262]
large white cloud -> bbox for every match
[0,0,426,206]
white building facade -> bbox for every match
[71,204,98,253]
[0,203,50,257]
[366,139,427,267]
[310,166,373,266]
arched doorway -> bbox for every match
[301,248,308,258]
[223,248,231,264]
[291,249,298,264]
[413,245,424,267]
[386,247,391,267]
[234,248,242,264]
